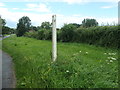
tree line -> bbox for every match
[16,16,100,36]
[1,16,119,49]
[0,16,15,35]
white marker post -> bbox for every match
[52,15,57,61]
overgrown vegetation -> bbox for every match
[2,36,118,88]
[16,16,31,37]
[24,25,119,49]
[0,17,16,35]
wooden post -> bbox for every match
[52,15,57,61]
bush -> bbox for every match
[59,24,77,42]
[75,26,118,48]
[37,29,52,40]
[24,31,38,38]
[24,25,119,49]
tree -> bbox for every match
[0,16,6,26]
[60,24,77,42]
[82,18,98,27]
[31,26,38,31]
[2,26,15,34]
[0,16,6,35]
[69,23,81,28]
[16,16,31,37]
[41,21,51,30]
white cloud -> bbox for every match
[0,7,117,28]
[101,6,113,9]
[0,7,52,27]
[24,3,50,12]
[97,17,118,25]
[62,0,119,4]
[26,3,37,8]
[0,2,5,7]
[0,0,119,4]
[12,8,19,10]
[101,4,117,9]
[55,15,118,27]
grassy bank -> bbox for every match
[2,35,118,88]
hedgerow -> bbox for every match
[24,25,119,49]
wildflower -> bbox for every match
[75,73,77,75]
[108,53,112,55]
[85,52,88,54]
[79,51,81,53]
[66,70,69,72]
[107,63,109,64]
[48,64,50,65]
[113,53,116,55]
[73,54,76,56]
[108,53,117,55]
[107,57,112,59]
[110,60,113,62]
[111,53,116,55]
[111,57,117,60]
[108,57,117,60]
[104,53,107,55]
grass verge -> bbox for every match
[2,35,118,88]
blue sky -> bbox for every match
[0,0,118,28]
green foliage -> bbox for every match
[37,29,45,40]
[37,29,52,40]
[16,16,31,37]
[2,26,15,35]
[24,31,38,38]
[0,17,15,35]
[1,19,6,26]
[75,26,119,48]
[59,24,77,42]
[24,24,118,49]
[0,16,6,26]
[82,18,98,27]
[24,29,52,40]
[41,21,52,30]
[2,36,118,88]
[30,26,38,31]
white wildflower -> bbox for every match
[73,54,76,56]
[108,53,112,55]
[104,53,107,55]
[113,53,116,55]
[66,70,69,72]
[111,57,117,60]
[85,52,88,54]
[110,60,113,62]
[107,57,111,59]
[108,57,117,60]
[108,53,117,55]
[79,51,81,53]
[75,73,77,75]
[112,53,116,55]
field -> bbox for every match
[2,35,118,88]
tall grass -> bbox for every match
[2,36,118,88]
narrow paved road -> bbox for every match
[0,50,2,89]
[0,50,16,89]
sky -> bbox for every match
[0,0,118,28]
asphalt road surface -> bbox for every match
[0,35,16,89]
[0,50,2,89]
